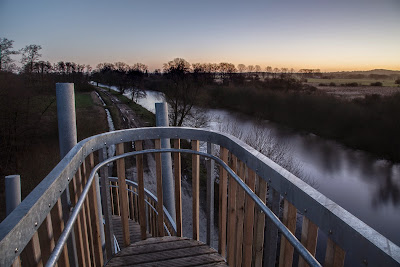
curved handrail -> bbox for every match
[1,127,399,267]
[108,177,177,236]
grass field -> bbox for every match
[308,78,398,87]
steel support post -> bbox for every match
[5,175,21,216]
[155,102,176,222]
[56,83,79,266]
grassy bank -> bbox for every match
[0,74,108,221]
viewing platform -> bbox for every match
[1,126,400,266]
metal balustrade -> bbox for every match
[0,127,399,267]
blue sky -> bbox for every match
[1,0,399,71]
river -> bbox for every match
[94,83,400,247]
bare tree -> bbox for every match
[20,44,42,73]
[0,38,19,72]
[163,58,201,126]
[237,64,246,73]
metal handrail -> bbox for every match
[108,177,177,235]
[47,148,321,267]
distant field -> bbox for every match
[307,78,398,87]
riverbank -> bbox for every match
[198,84,400,163]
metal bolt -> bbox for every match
[35,222,38,227]
[15,248,18,253]
[269,179,271,183]
[80,160,82,163]
[363,259,368,265]
[304,208,307,213]
[329,230,333,234]
[59,190,62,192]
[92,148,94,150]
[284,192,287,195]
[120,138,123,141]
[48,204,51,207]
[67,177,70,181]
[104,142,107,145]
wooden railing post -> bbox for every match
[253,175,267,266]
[218,147,228,257]
[279,199,297,267]
[192,140,200,240]
[235,161,246,267]
[37,214,55,264]
[99,148,115,260]
[298,216,318,267]
[174,139,182,237]
[242,168,256,267]
[116,143,130,247]
[227,155,238,265]
[135,140,147,240]
[88,153,104,266]
[325,238,346,267]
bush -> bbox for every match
[370,82,383,86]
[318,83,327,86]
[395,79,400,85]
[342,82,359,87]
[329,82,336,86]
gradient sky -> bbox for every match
[1,0,399,72]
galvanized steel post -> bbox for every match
[155,102,176,222]
[5,175,21,216]
[56,83,79,265]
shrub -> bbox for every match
[318,83,327,86]
[329,82,336,86]
[370,82,383,86]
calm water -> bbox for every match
[96,83,400,246]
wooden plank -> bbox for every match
[37,214,55,265]
[325,238,346,267]
[227,154,237,266]
[135,140,147,240]
[298,216,319,267]
[20,232,43,267]
[105,237,228,267]
[242,168,256,267]
[218,147,228,258]
[192,140,200,240]
[253,175,267,267]
[88,153,104,267]
[155,139,164,237]
[116,143,131,247]
[279,199,297,267]
[50,198,69,267]
[235,161,246,267]
[174,139,183,237]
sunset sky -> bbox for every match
[1,0,399,72]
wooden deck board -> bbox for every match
[112,215,143,245]
[106,236,227,267]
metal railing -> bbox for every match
[0,127,399,267]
